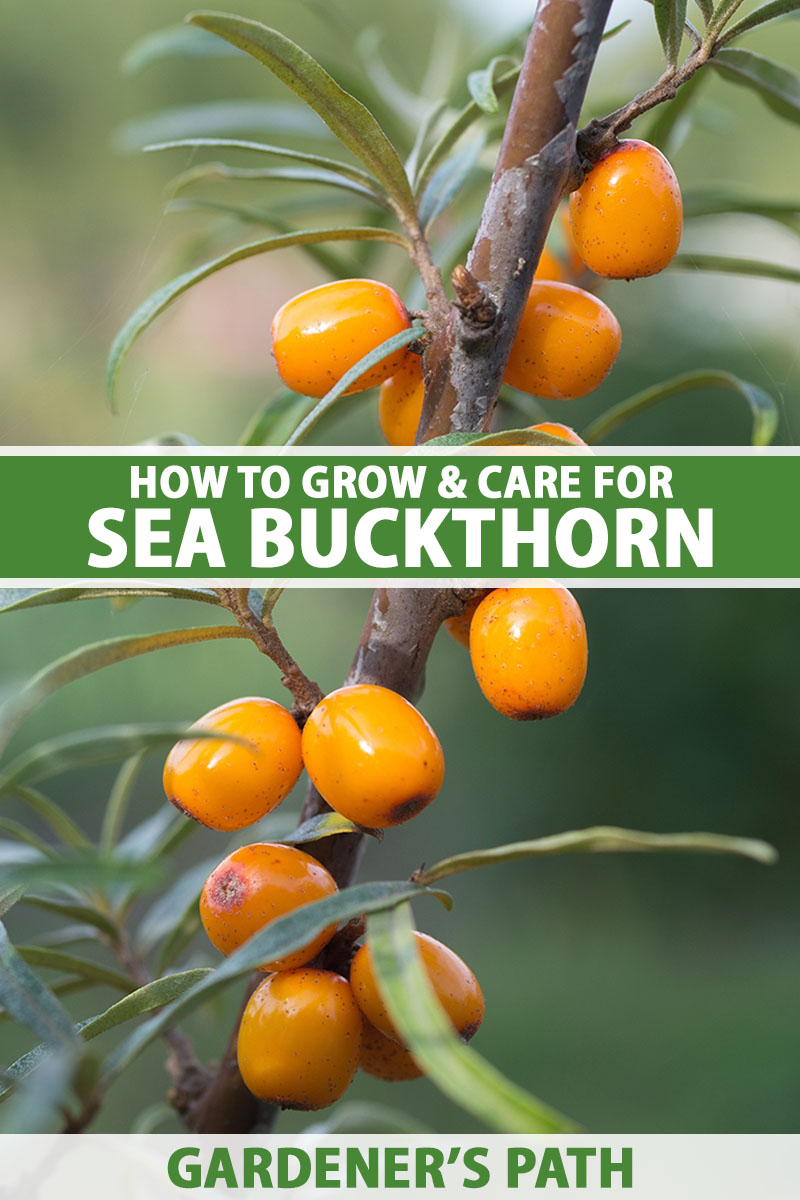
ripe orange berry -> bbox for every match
[378,354,424,446]
[470,586,587,720]
[504,281,621,400]
[359,1019,423,1081]
[237,969,362,1109]
[199,843,338,971]
[533,245,568,283]
[301,684,445,828]
[527,421,588,446]
[350,932,485,1045]
[443,591,492,648]
[163,697,302,831]
[271,278,411,398]
[569,139,683,279]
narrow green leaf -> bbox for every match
[167,199,360,278]
[114,100,326,154]
[367,905,579,1134]
[0,818,56,859]
[0,1049,78,1133]
[129,1102,175,1133]
[712,48,800,123]
[694,0,714,24]
[135,856,218,953]
[285,324,424,446]
[280,811,381,845]
[671,251,800,282]
[239,392,319,447]
[0,923,80,1049]
[103,881,441,1084]
[682,188,800,228]
[0,723,244,797]
[170,163,393,209]
[107,228,410,409]
[653,0,689,67]
[0,886,27,920]
[415,66,520,197]
[100,752,147,853]
[583,369,779,447]
[188,13,414,213]
[467,56,518,114]
[22,896,120,941]
[0,587,220,615]
[14,947,133,993]
[405,100,448,183]
[423,432,483,448]
[6,788,88,851]
[721,0,800,42]
[2,855,163,896]
[150,135,382,191]
[0,626,250,756]
[710,0,748,34]
[420,135,485,230]
[0,969,211,1103]
[419,826,778,886]
[356,28,430,132]
[602,18,633,39]
[122,23,244,73]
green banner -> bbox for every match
[0,450,797,581]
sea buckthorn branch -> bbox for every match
[189,0,616,1133]
[578,41,717,164]
[417,0,614,439]
[217,589,323,720]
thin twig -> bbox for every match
[218,589,323,720]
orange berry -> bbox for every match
[569,139,683,279]
[237,969,362,1109]
[163,697,302,831]
[558,205,586,279]
[533,245,568,283]
[301,684,444,829]
[359,1019,424,1082]
[271,278,411,398]
[504,281,620,400]
[199,843,338,971]
[350,932,485,1045]
[527,421,588,446]
[470,586,587,720]
[378,354,424,446]
[443,591,492,648]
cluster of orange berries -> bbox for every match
[162,687,479,1109]
[270,139,682,445]
[161,583,586,1109]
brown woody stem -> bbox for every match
[418,0,613,439]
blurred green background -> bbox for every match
[1,0,799,1135]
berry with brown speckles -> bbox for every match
[199,843,338,971]
[163,697,303,831]
[469,586,588,720]
[378,354,424,446]
[504,281,621,400]
[301,684,445,829]
[350,932,485,1045]
[237,969,362,1109]
[359,1018,423,1081]
[569,139,683,279]
[271,278,411,398]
